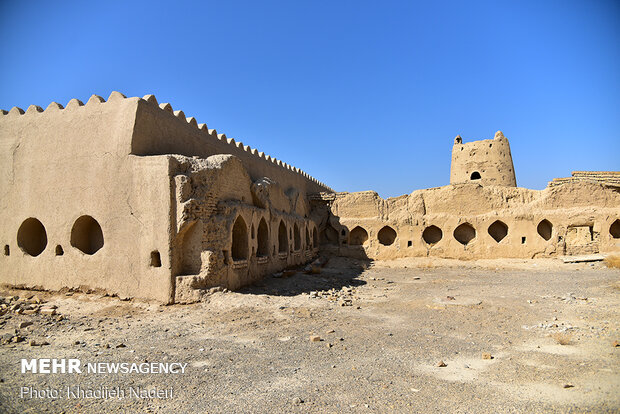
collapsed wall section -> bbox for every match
[168,154,319,303]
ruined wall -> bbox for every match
[322,181,620,260]
[2,92,616,303]
[451,131,517,186]
[168,155,319,303]
[0,92,323,303]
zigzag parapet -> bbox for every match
[134,93,334,192]
[0,91,334,192]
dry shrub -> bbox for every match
[604,255,620,269]
[551,332,572,345]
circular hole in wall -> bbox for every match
[71,215,104,255]
[422,225,443,245]
[454,223,476,245]
[17,218,48,256]
[378,226,397,246]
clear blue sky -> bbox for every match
[1,0,618,198]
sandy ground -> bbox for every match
[0,257,618,413]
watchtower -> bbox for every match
[450,131,516,187]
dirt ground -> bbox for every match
[0,257,619,413]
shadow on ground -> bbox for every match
[238,254,371,297]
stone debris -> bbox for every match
[309,286,358,306]
[18,321,33,329]
[0,295,54,316]
[436,360,447,367]
[482,353,493,360]
[522,321,577,333]
[40,307,57,316]
[309,335,321,342]
[0,294,63,346]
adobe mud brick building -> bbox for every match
[0,92,331,303]
[323,131,620,261]
[1,93,619,303]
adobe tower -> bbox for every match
[450,131,517,187]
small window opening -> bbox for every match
[470,171,481,180]
[407,240,412,247]
[341,229,346,236]
[55,245,64,256]
[521,237,526,244]
[150,251,161,267]
[3,245,9,256]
